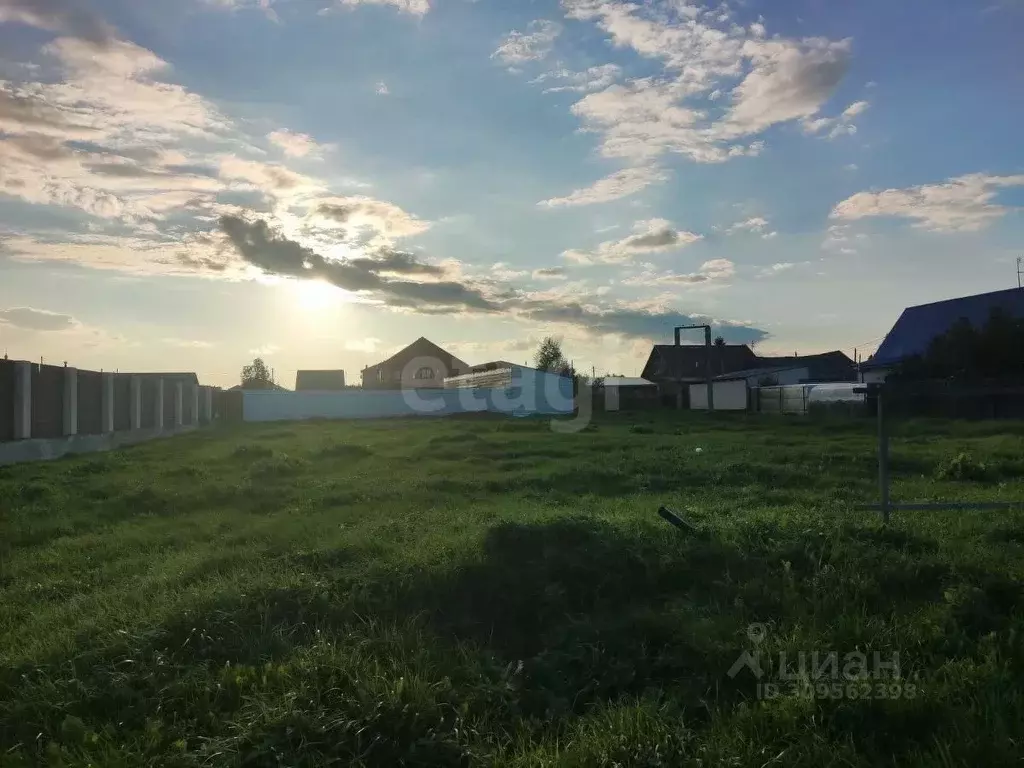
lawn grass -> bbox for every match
[2,411,1024,766]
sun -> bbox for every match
[290,279,348,311]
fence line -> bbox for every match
[0,358,221,464]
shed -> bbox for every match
[295,369,347,390]
[599,376,658,411]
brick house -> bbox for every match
[361,337,470,389]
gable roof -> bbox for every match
[714,365,808,381]
[228,380,289,392]
[363,337,469,373]
[756,350,855,380]
[866,288,1024,368]
[295,369,346,390]
[641,344,757,381]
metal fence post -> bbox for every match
[878,386,890,524]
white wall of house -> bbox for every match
[859,368,889,384]
[689,379,748,410]
[752,367,810,385]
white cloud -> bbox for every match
[345,337,382,353]
[218,156,323,201]
[725,216,777,239]
[831,173,1024,232]
[541,1,852,177]
[491,262,531,280]
[4,233,243,278]
[843,100,870,118]
[0,131,223,221]
[0,303,125,350]
[375,81,390,95]
[338,0,430,15]
[0,306,77,332]
[161,337,215,349]
[200,0,279,22]
[249,343,281,356]
[0,37,243,222]
[822,223,859,254]
[530,64,621,93]
[492,20,562,66]
[309,195,430,241]
[621,258,735,286]
[563,218,702,264]
[802,99,869,140]
[757,262,799,277]
[719,38,851,138]
[267,129,328,158]
[533,267,568,280]
[0,0,113,44]
[38,37,231,142]
[538,166,666,207]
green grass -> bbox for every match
[2,411,1024,766]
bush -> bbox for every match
[935,452,992,482]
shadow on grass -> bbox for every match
[4,518,1024,765]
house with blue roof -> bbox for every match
[862,288,1024,382]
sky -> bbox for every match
[0,0,1022,387]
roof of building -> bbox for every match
[362,337,469,373]
[295,369,347,390]
[470,360,519,373]
[714,365,808,381]
[756,351,854,369]
[602,376,656,387]
[641,344,757,382]
[228,380,289,392]
[866,288,1024,368]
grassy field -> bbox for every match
[2,412,1024,766]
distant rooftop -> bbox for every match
[602,376,655,387]
[867,288,1024,368]
[295,369,347,390]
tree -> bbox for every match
[714,335,727,347]
[241,357,275,388]
[534,337,570,373]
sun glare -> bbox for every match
[291,279,347,311]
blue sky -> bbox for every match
[1,0,1022,386]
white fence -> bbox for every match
[242,370,574,423]
[689,380,749,410]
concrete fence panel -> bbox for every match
[0,360,14,442]
[77,369,104,435]
[141,380,157,430]
[113,375,132,431]
[31,364,65,439]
